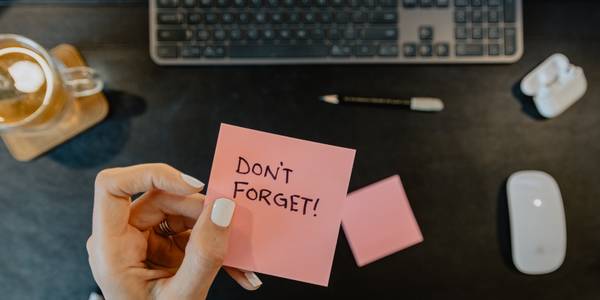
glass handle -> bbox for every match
[60,66,103,98]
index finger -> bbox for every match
[93,163,205,236]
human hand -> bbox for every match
[87,163,262,300]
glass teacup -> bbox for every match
[0,34,102,133]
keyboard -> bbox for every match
[0,0,143,3]
[150,0,523,65]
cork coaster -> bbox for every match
[1,44,109,161]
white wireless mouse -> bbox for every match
[507,171,566,275]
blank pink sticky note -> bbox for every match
[342,175,423,267]
[207,124,356,286]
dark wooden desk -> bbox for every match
[1,1,599,298]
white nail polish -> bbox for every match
[181,173,205,189]
[211,198,235,228]
[244,272,262,288]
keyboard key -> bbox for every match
[304,12,316,23]
[471,27,483,39]
[198,0,211,6]
[315,0,327,5]
[331,44,352,57]
[344,27,356,39]
[434,43,449,56]
[487,27,500,39]
[403,0,417,7]
[311,28,325,39]
[488,43,501,56]
[418,44,432,56]
[355,44,376,56]
[157,46,177,58]
[471,0,482,6]
[370,11,398,23]
[229,45,329,57]
[327,28,341,39]
[504,0,516,22]
[249,0,262,6]
[197,29,210,40]
[222,13,234,24]
[454,0,467,7]
[352,11,368,23]
[205,13,218,24]
[331,0,345,6]
[335,12,350,23]
[419,0,433,7]
[230,29,243,40]
[362,0,376,6]
[238,13,250,23]
[157,0,179,8]
[296,29,308,39]
[455,26,468,39]
[319,12,333,23]
[435,0,448,7]
[471,10,483,23]
[263,28,275,40]
[182,0,196,7]
[488,10,500,23]
[504,27,516,55]
[233,0,246,6]
[255,12,267,23]
[271,12,284,23]
[454,10,467,23]
[214,28,227,40]
[181,46,202,58]
[403,43,417,57]
[488,0,501,6]
[279,29,291,39]
[361,28,397,40]
[456,43,483,56]
[378,44,398,56]
[247,28,260,40]
[216,0,229,6]
[378,0,397,7]
[505,28,516,38]
[204,46,225,58]
[419,26,433,40]
[157,29,191,41]
[288,12,301,23]
[188,13,203,24]
[158,13,183,24]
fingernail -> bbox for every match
[244,272,262,288]
[211,198,235,228]
[180,173,205,190]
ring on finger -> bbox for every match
[155,219,177,236]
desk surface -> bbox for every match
[1,1,600,299]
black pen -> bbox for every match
[319,94,444,112]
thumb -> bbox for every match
[161,198,236,299]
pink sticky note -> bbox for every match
[207,123,356,286]
[342,175,423,267]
